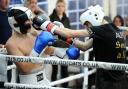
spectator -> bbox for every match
[0,0,12,88]
[113,15,128,84]
[113,15,124,26]
[49,0,70,87]
[50,0,70,28]
[24,0,44,15]
[24,0,46,30]
[113,15,128,58]
[0,0,12,45]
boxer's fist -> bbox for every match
[53,21,73,44]
[30,31,54,57]
[66,46,80,59]
[33,14,59,34]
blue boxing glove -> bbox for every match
[52,47,80,59]
[66,46,80,59]
[30,31,54,57]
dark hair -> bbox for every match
[113,15,124,26]
[56,0,66,5]
[104,16,112,23]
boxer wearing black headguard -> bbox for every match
[6,6,80,86]
[6,7,51,85]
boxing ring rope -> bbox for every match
[1,54,128,71]
[6,62,96,89]
[4,82,70,89]
[4,69,96,89]
[0,48,7,54]
[5,54,96,89]
[0,48,88,89]
[118,26,128,30]
[4,49,96,89]
[50,69,96,86]
[1,51,128,88]
[1,46,128,89]
[7,64,16,71]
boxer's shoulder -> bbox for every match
[5,42,19,55]
[29,29,40,37]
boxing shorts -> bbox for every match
[19,66,50,86]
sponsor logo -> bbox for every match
[37,73,44,82]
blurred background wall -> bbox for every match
[10,0,128,29]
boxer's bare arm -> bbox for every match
[45,46,67,59]
[73,38,93,51]
[43,46,67,58]
[54,28,90,38]
[42,39,93,56]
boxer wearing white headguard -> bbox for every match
[32,4,128,89]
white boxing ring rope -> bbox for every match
[1,54,128,71]
[7,64,16,71]
[118,26,128,30]
[0,48,7,54]
[0,47,127,54]
[4,69,96,89]
[1,54,128,89]
[4,82,70,89]
[1,46,128,89]
[50,69,96,86]
[6,63,96,88]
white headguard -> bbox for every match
[80,5,105,26]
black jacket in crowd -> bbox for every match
[50,9,70,28]
[50,9,71,48]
